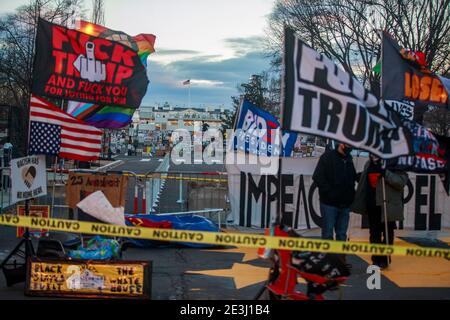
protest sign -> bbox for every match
[226,153,450,231]
[234,100,297,157]
[282,28,411,159]
[11,155,47,204]
[382,32,449,109]
[26,258,152,299]
[66,173,128,209]
[32,18,149,108]
[76,191,126,226]
[17,205,50,238]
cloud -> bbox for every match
[142,36,271,108]
[189,79,225,87]
[223,36,266,56]
[155,48,201,55]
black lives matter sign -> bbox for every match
[32,18,148,108]
[282,29,412,159]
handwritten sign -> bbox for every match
[17,205,50,238]
[66,173,128,209]
[11,155,47,204]
[26,259,151,299]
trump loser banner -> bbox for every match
[32,18,149,108]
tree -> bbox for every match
[0,0,85,156]
[220,105,237,135]
[267,0,450,96]
[91,0,105,25]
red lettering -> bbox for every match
[111,45,135,67]
[114,65,133,84]
[106,62,117,83]
[94,38,112,60]
[66,53,80,77]
[52,50,67,74]
[52,26,69,50]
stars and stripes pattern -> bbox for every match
[29,94,103,161]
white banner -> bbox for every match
[11,155,47,204]
[226,154,450,231]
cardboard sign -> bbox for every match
[66,173,128,209]
[26,258,152,299]
[76,191,125,225]
[10,155,47,204]
[17,205,50,238]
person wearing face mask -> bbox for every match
[351,154,409,269]
[312,142,357,244]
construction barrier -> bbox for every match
[0,215,448,259]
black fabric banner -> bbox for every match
[32,18,149,108]
[282,28,411,159]
[385,120,450,195]
[382,32,449,109]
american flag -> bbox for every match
[29,95,102,161]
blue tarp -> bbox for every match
[124,213,221,248]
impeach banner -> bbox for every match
[382,31,449,109]
[66,173,128,209]
[32,18,149,108]
[282,28,411,159]
[26,259,151,299]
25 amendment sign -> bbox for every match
[26,258,152,299]
[10,155,47,204]
[66,172,128,209]
[32,18,149,108]
[282,28,411,159]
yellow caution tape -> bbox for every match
[124,173,227,183]
[0,214,448,259]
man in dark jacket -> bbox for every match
[313,143,357,241]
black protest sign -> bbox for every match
[32,18,148,108]
[282,28,411,159]
[382,32,449,109]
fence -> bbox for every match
[0,166,230,227]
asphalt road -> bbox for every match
[0,155,448,300]
[1,227,449,300]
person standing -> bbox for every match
[351,155,408,269]
[312,143,357,241]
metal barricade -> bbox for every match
[1,163,231,228]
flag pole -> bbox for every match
[188,81,191,109]
[379,30,391,267]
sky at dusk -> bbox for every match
[0,0,276,109]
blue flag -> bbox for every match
[234,100,297,157]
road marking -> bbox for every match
[356,238,450,288]
[201,247,259,262]
[186,263,268,289]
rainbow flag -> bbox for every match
[67,21,155,129]
[67,101,135,129]
[77,20,156,67]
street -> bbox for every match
[0,156,449,300]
